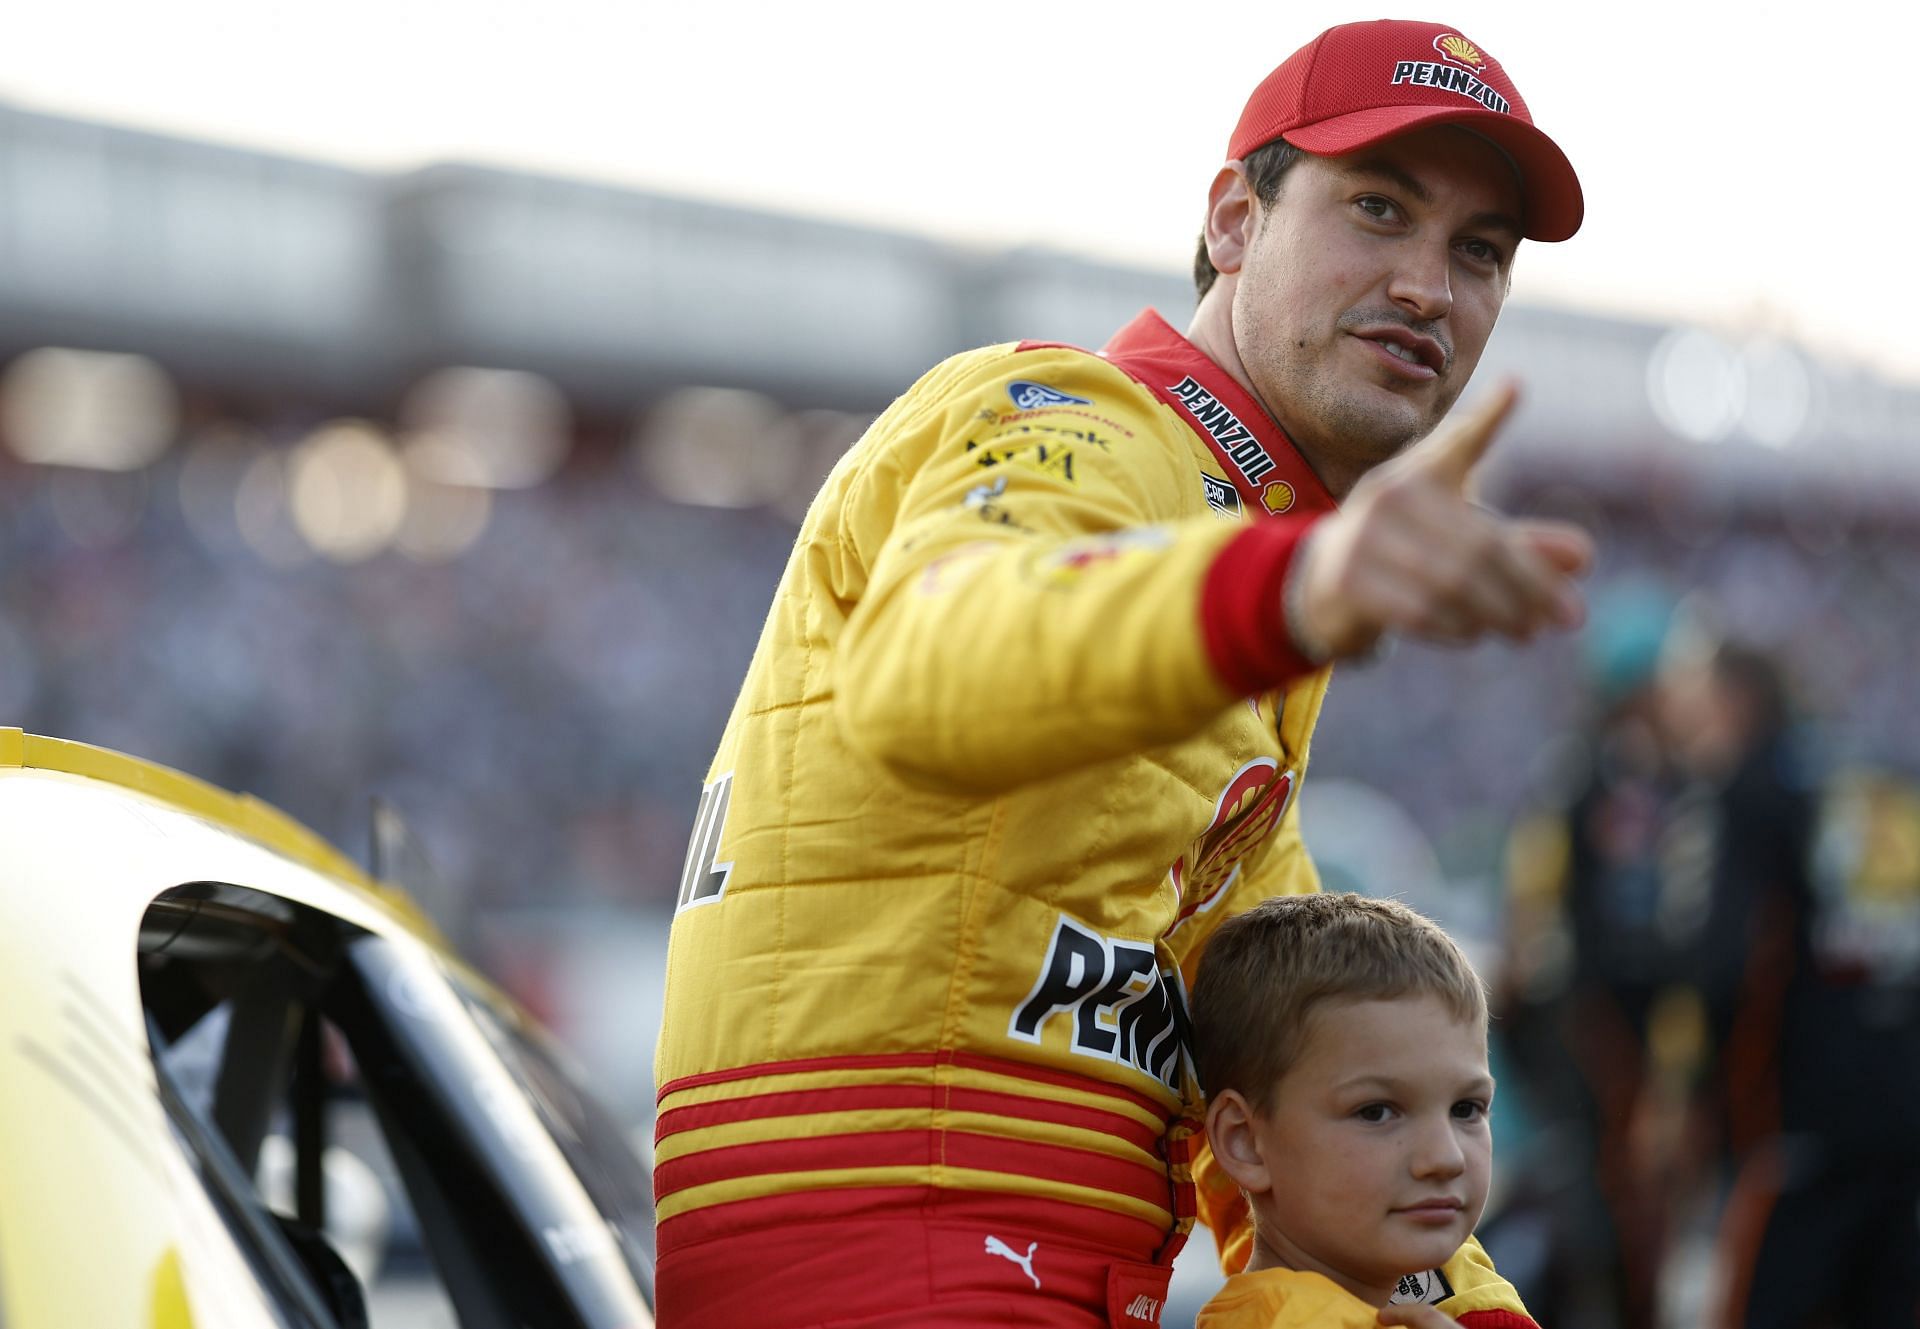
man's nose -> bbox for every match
[1386,241,1453,323]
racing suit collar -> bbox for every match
[1101,309,1337,520]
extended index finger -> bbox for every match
[1413,380,1520,491]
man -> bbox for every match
[654,19,1589,1328]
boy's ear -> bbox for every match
[1204,1089,1274,1196]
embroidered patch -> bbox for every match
[1201,472,1241,517]
[1261,480,1296,515]
[1388,1268,1455,1306]
[1006,380,1090,410]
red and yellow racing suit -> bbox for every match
[653,311,1532,1328]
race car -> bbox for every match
[0,728,656,1328]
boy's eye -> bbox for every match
[1355,1103,1394,1123]
[1451,1099,1489,1122]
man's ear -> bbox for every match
[1204,1088,1273,1196]
[1202,164,1256,278]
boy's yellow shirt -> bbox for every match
[1198,1268,1380,1329]
[1198,1245,1537,1328]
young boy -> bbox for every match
[1190,893,1538,1329]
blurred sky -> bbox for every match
[3,0,1911,380]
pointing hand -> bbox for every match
[1289,382,1592,660]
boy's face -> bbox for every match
[1239,992,1493,1302]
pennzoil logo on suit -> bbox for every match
[676,772,734,912]
[1008,916,1192,1093]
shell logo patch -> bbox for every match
[1433,33,1486,69]
[1261,481,1296,515]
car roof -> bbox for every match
[0,726,437,937]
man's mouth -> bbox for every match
[1352,330,1444,380]
[1340,317,1449,379]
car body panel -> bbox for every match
[0,729,654,1327]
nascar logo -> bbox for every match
[1007,380,1091,410]
[1201,472,1241,517]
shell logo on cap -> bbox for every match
[1433,33,1486,69]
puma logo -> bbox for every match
[983,1235,1041,1289]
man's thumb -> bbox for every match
[1413,380,1520,489]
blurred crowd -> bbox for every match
[4,403,1920,1326]
[0,435,793,920]
[1479,575,1920,1327]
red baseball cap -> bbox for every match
[1229,19,1583,242]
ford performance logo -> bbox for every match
[1007,380,1090,410]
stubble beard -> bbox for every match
[1313,304,1461,481]
[1273,349,1438,495]
[1236,294,1458,493]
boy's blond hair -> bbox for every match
[1190,892,1487,1110]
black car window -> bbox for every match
[138,881,654,1329]
[146,1009,337,1329]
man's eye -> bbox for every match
[1458,238,1503,266]
[1355,196,1398,222]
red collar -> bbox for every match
[1099,310,1335,518]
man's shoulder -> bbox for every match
[902,338,1166,444]
[923,335,1139,392]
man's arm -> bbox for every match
[833,347,1321,792]
[835,362,1588,795]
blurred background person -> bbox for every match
[1496,613,1920,1329]
[1493,585,1693,1329]
[1682,644,1920,1329]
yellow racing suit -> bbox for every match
[652,311,1530,1328]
